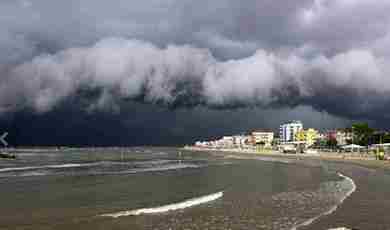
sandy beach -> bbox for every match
[184,146,390,169]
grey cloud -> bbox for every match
[193,30,260,59]
[0,38,213,113]
[1,37,390,123]
[295,0,390,53]
[0,0,312,61]
[0,102,350,146]
[1,0,390,125]
[2,0,389,59]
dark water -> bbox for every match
[0,148,354,230]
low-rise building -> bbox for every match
[251,129,274,148]
[335,129,353,146]
[220,136,234,148]
[306,128,320,147]
[233,135,251,148]
[326,129,353,146]
[295,128,320,147]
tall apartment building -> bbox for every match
[279,121,303,143]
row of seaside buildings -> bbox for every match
[194,120,355,150]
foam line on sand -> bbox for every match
[100,191,223,218]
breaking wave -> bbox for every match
[0,160,203,177]
[118,163,200,174]
[100,191,224,218]
[0,163,98,172]
[327,228,352,230]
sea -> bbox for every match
[0,147,357,230]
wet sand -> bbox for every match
[187,147,390,230]
[303,163,390,229]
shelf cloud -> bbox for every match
[1,0,390,144]
[1,38,390,122]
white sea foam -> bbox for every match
[291,173,357,230]
[0,162,99,172]
[19,171,49,177]
[152,151,169,155]
[0,161,202,177]
[133,159,175,165]
[90,164,200,176]
[0,160,161,173]
[130,163,200,173]
[100,191,223,218]
[327,228,352,230]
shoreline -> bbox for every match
[185,146,390,230]
[2,147,389,229]
[184,146,390,171]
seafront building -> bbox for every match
[233,135,249,148]
[295,128,320,147]
[195,135,252,149]
[192,122,390,156]
[306,129,320,147]
[326,129,353,146]
[279,121,303,143]
[251,130,274,148]
[221,136,234,147]
[336,129,353,146]
[193,121,363,152]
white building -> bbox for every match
[251,130,274,147]
[335,130,353,146]
[195,141,205,147]
[279,121,303,143]
[233,135,249,148]
[220,136,234,148]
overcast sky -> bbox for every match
[1,0,390,146]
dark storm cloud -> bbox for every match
[2,39,390,123]
[0,101,348,146]
[0,0,310,60]
[1,0,390,132]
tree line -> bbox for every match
[324,123,390,147]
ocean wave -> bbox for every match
[254,156,292,164]
[19,171,49,177]
[93,163,201,176]
[133,159,176,165]
[127,163,200,173]
[0,160,178,173]
[328,228,352,230]
[291,173,356,230]
[100,191,223,218]
[152,152,169,155]
[0,163,100,172]
[226,155,292,164]
[0,161,202,177]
